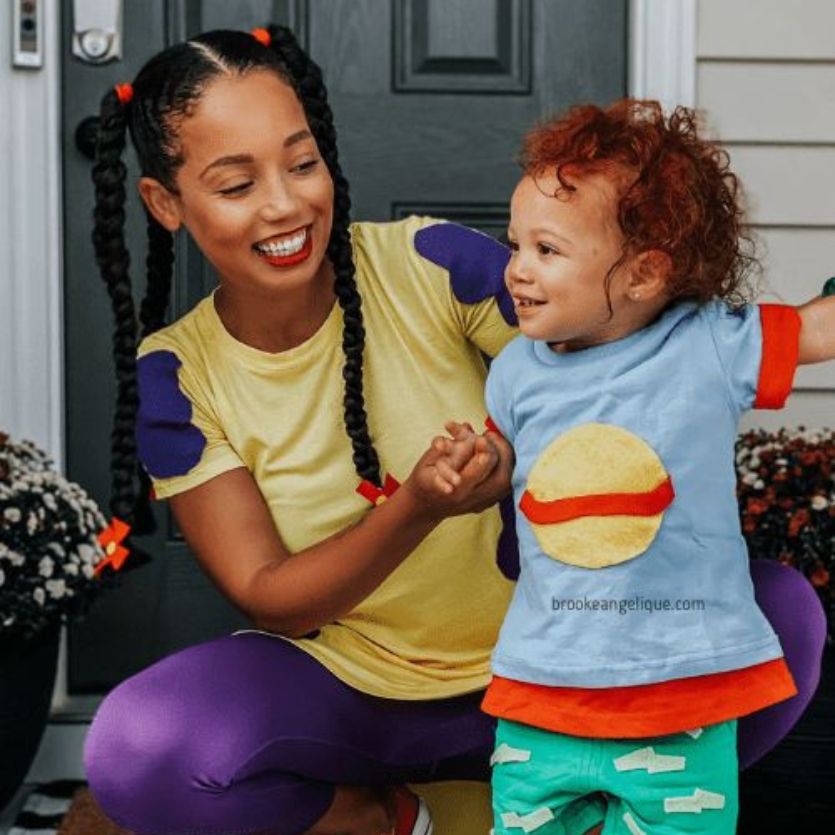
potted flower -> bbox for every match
[736,426,835,830]
[737,427,834,639]
[0,430,112,811]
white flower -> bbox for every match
[3,507,22,523]
[742,472,759,485]
[78,544,96,564]
[7,550,24,567]
[3,615,15,627]
[0,568,4,587]
[26,512,39,535]
[47,542,65,558]
[43,493,58,511]
[38,556,54,578]
[33,587,46,606]
[81,563,94,579]
[63,562,79,576]
[754,479,765,490]
[45,578,67,599]
[812,495,829,511]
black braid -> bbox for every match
[139,211,174,339]
[266,24,383,487]
[90,90,154,533]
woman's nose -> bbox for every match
[259,177,299,220]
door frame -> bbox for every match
[5,0,697,776]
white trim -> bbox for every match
[0,0,64,469]
[629,0,698,109]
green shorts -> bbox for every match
[491,718,738,835]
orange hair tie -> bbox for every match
[114,82,134,105]
[251,27,271,47]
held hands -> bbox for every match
[403,420,513,519]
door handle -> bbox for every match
[72,0,123,64]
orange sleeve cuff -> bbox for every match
[754,304,801,409]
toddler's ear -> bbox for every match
[138,177,183,233]
[628,249,672,301]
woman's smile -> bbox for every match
[253,224,314,267]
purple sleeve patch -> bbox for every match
[136,350,207,479]
[414,223,517,325]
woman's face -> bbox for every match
[143,70,334,298]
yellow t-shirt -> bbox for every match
[135,216,518,700]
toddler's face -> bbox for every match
[506,170,636,352]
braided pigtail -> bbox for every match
[91,89,156,536]
[266,24,383,487]
[139,212,174,340]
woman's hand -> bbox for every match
[403,420,514,519]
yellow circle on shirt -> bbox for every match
[525,423,672,569]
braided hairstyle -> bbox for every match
[91,25,382,539]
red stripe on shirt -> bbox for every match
[520,477,674,525]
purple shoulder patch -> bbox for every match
[414,223,517,325]
[136,350,207,479]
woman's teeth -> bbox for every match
[255,230,307,256]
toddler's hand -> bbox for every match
[431,422,484,494]
[405,420,503,518]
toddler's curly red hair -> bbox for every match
[520,99,758,305]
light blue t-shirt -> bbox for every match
[486,301,789,688]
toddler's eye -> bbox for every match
[537,242,559,256]
[507,240,519,252]
[219,182,252,195]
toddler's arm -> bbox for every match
[798,294,835,365]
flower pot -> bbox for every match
[0,623,61,812]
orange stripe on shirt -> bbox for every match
[755,304,801,409]
[520,477,674,525]
[482,658,797,738]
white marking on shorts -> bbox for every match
[664,788,726,814]
[623,811,647,835]
[500,807,555,832]
[613,746,686,774]
[490,743,532,766]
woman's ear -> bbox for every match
[138,177,183,232]
[627,249,672,302]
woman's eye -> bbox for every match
[219,182,252,195]
[293,159,320,174]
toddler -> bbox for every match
[432,100,835,834]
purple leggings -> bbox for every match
[84,561,825,835]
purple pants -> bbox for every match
[84,561,825,835]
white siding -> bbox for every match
[696,0,835,429]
